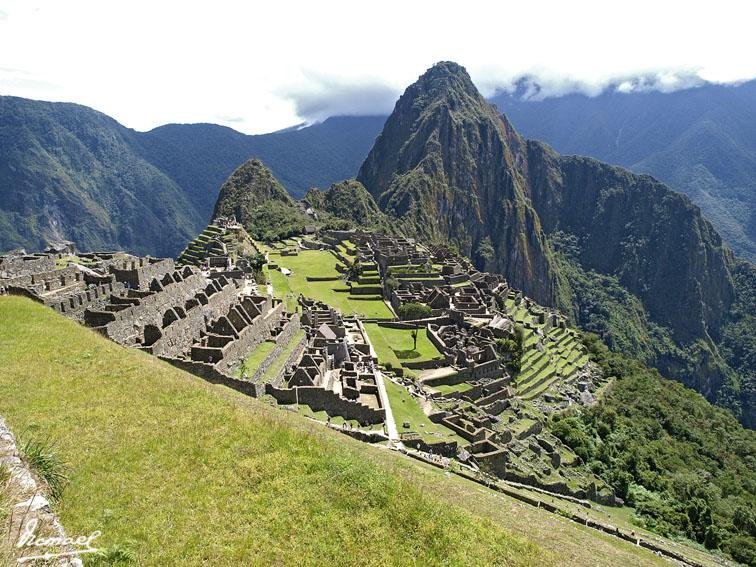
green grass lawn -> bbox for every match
[432,382,473,395]
[260,329,305,382]
[267,250,392,318]
[0,296,547,567]
[363,324,443,369]
[234,340,276,377]
[383,378,465,445]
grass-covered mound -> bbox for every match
[0,296,546,566]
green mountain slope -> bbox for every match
[303,179,391,231]
[1,295,680,567]
[357,62,756,428]
[551,334,756,563]
[0,96,202,257]
[212,159,308,241]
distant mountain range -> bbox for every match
[0,95,383,256]
[4,79,756,262]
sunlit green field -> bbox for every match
[266,249,392,318]
[363,323,443,370]
[0,296,543,567]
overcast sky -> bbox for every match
[2,0,755,135]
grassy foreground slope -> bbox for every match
[0,296,668,566]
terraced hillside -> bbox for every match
[1,296,679,567]
[176,223,227,266]
[503,292,592,403]
[259,243,393,319]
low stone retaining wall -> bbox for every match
[266,385,385,424]
[160,357,264,397]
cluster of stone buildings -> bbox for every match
[1,243,130,320]
[265,298,387,425]
[2,231,611,504]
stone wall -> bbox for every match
[0,253,55,278]
[8,278,124,320]
[86,271,239,357]
[2,265,80,293]
[271,333,308,387]
[48,280,125,318]
[231,311,301,383]
[266,385,385,424]
[109,257,175,290]
[198,299,286,367]
[151,279,240,358]
[160,357,264,397]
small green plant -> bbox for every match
[88,544,137,566]
[19,436,69,502]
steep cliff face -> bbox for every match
[526,141,736,345]
[357,62,557,306]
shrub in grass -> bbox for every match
[19,436,69,502]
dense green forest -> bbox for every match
[549,334,756,565]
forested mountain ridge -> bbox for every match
[0,95,383,256]
[490,80,756,263]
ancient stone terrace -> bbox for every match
[1,251,126,320]
[84,263,241,357]
[188,295,288,369]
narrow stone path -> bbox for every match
[375,370,399,441]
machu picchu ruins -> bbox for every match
[1,222,617,509]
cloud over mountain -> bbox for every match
[277,69,401,124]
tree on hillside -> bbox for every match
[347,259,361,281]
[494,327,524,373]
[398,302,431,321]
[411,328,419,351]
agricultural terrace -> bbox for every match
[265,249,393,318]
[363,324,444,373]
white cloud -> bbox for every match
[1,0,755,134]
[276,70,400,124]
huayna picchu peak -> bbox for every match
[359,61,756,429]
[358,62,558,308]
